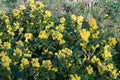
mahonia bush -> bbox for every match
[0,0,120,80]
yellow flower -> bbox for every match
[86,65,93,75]
[101,50,112,59]
[111,69,119,79]
[51,30,63,41]
[25,33,33,42]
[67,63,72,69]
[44,10,52,18]
[106,64,113,71]
[13,48,22,57]
[89,18,98,31]
[20,58,29,69]
[51,67,58,72]
[71,14,77,21]
[55,24,65,32]
[3,42,11,49]
[19,27,24,34]
[55,48,72,59]
[0,51,7,57]
[36,2,44,10]
[104,14,109,18]
[80,43,87,49]
[59,39,66,44]
[16,40,24,46]
[70,74,81,80]
[38,30,49,39]
[29,0,34,5]
[24,53,32,58]
[77,16,84,28]
[98,64,107,75]
[13,9,20,18]
[19,5,26,11]
[49,22,54,27]
[60,17,65,23]
[91,44,99,50]
[92,31,99,38]
[48,51,53,57]
[14,22,20,31]
[5,18,9,24]
[29,13,35,18]
[31,58,40,68]
[1,55,11,71]
[42,60,52,70]
[101,45,112,59]
[91,55,100,63]
[79,29,90,42]
[108,37,117,47]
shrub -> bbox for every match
[0,0,120,79]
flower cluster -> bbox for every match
[0,0,119,80]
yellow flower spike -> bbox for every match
[5,18,9,24]
[29,13,35,18]
[51,30,63,41]
[60,17,65,23]
[51,67,58,72]
[111,69,119,79]
[42,60,52,70]
[55,24,65,33]
[71,14,77,21]
[97,61,102,66]
[70,74,81,80]
[38,30,49,39]
[45,25,51,30]
[106,64,114,71]
[59,39,66,45]
[77,16,84,28]
[16,40,24,47]
[29,0,35,5]
[79,29,90,42]
[3,42,11,50]
[36,2,44,10]
[13,9,20,18]
[13,48,22,57]
[49,22,54,27]
[31,58,40,68]
[1,55,11,71]
[24,53,32,58]
[25,33,33,43]
[108,37,117,47]
[89,18,98,31]
[20,58,29,70]
[98,65,106,75]
[91,55,98,63]
[55,48,72,59]
[19,27,24,34]
[19,5,26,11]
[44,10,52,18]
[14,22,20,31]
[86,65,93,75]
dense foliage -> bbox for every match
[0,0,120,80]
